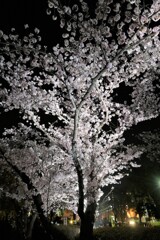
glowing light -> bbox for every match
[69,220,74,224]
[129,219,136,226]
[28,211,31,217]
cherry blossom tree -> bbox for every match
[0,125,78,239]
[0,125,77,210]
[0,0,160,239]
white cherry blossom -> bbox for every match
[0,0,160,239]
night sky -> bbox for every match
[0,0,61,46]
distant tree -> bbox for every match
[98,187,128,224]
[105,158,160,223]
[0,0,160,239]
[99,170,159,225]
[133,129,160,218]
[138,130,160,163]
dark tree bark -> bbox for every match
[74,149,98,240]
[26,213,37,240]
[74,160,97,240]
[79,202,97,240]
[149,192,160,219]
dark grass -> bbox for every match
[1,220,160,240]
[93,226,160,240]
[0,220,23,240]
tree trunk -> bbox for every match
[26,213,37,240]
[149,192,160,219]
[32,194,55,240]
[79,202,96,240]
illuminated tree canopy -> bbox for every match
[0,0,160,239]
